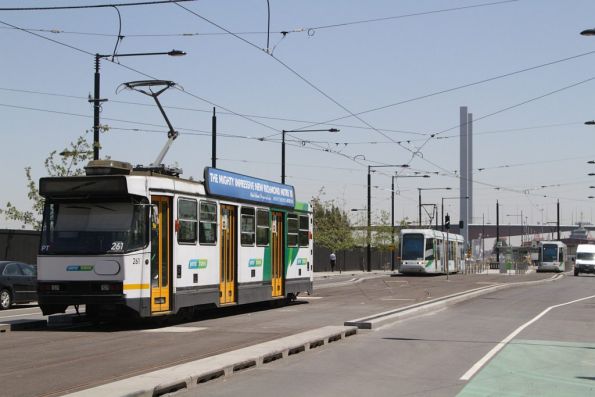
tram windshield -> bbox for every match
[542,244,558,262]
[40,197,149,255]
[401,234,425,260]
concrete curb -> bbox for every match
[63,325,357,397]
[0,319,47,333]
[345,273,564,329]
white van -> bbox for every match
[574,244,595,276]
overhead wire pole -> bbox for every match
[92,54,102,160]
[366,164,410,272]
[496,201,500,263]
[91,50,186,160]
[212,107,216,168]
[281,128,338,184]
[418,187,451,227]
[367,166,372,273]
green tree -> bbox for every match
[1,136,93,230]
[311,192,354,254]
[373,210,394,270]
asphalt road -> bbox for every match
[180,274,595,397]
[0,271,556,397]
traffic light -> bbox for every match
[445,214,450,230]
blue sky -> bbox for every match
[2,0,595,231]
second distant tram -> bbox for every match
[537,241,567,272]
[400,229,465,274]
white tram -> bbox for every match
[537,241,567,273]
[37,162,313,318]
[399,229,465,274]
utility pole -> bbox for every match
[557,200,561,240]
[92,54,102,160]
[496,201,500,263]
[367,167,372,272]
[212,107,217,168]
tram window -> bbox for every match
[256,209,270,246]
[288,214,298,247]
[425,238,434,260]
[241,207,256,246]
[299,215,309,247]
[178,198,197,244]
[199,201,217,244]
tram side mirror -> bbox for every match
[151,204,159,228]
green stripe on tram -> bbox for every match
[294,201,309,211]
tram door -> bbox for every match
[271,211,284,297]
[219,205,237,304]
[150,196,171,313]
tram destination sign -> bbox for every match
[204,167,295,208]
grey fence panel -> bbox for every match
[313,245,395,272]
[0,229,40,264]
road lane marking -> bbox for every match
[142,326,207,333]
[380,298,415,301]
[460,294,595,381]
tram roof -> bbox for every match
[400,229,464,241]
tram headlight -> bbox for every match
[50,284,61,291]
[100,284,110,292]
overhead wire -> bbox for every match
[0,0,196,11]
[0,25,298,37]
[306,0,519,31]
[0,0,519,37]
[173,2,419,159]
[0,19,286,135]
[2,7,591,204]
[0,86,426,136]
[285,49,595,135]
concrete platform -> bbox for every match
[0,319,46,333]
[63,325,357,397]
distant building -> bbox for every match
[560,223,594,257]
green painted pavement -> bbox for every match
[458,339,595,396]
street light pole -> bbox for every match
[91,50,186,160]
[281,128,339,184]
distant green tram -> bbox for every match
[400,229,465,274]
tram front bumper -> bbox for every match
[37,281,125,305]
